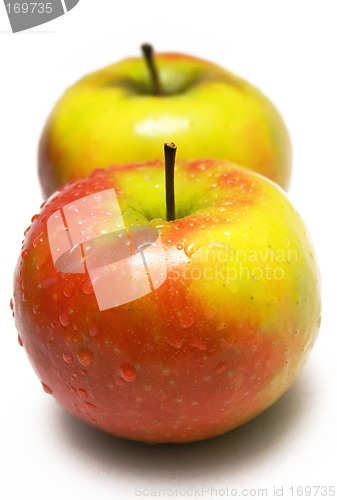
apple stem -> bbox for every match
[164,143,177,222]
[141,43,163,96]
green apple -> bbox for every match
[13,150,319,443]
[38,45,292,198]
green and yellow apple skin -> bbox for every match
[39,52,292,198]
[14,159,318,443]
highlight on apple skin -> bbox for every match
[38,47,292,198]
[13,157,320,443]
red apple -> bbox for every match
[13,153,320,443]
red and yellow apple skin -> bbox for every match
[39,52,292,198]
[14,159,319,443]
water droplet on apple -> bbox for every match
[32,305,40,315]
[77,348,93,366]
[21,249,28,260]
[77,388,87,398]
[82,279,94,295]
[119,364,137,382]
[115,375,126,385]
[38,277,57,290]
[205,309,216,320]
[85,402,97,410]
[184,242,201,258]
[88,323,99,337]
[215,361,227,374]
[63,353,73,364]
[176,243,184,250]
[167,338,183,349]
[33,233,44,248]
[148,218,170,230]
[41,382,52,394]
[35,257,46,271]
[189,339,207,351]
[59,310,71,327]
[18,335,23,347]
[180,314,195,329]
[63,283,75,298]
[9,298,13,311]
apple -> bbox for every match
[38,45,292,198]
[13,150,319,443]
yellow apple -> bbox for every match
[39,47,292,198]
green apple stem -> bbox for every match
[141,43,163,96]
[164,142,177,221]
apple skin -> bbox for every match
[38,52,292,198]
[13,159,319,443]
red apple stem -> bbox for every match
[164,142,177,221]
[141,43,163,96]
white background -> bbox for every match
[1,1,336,499]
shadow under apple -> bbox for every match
[50,363,317,483]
